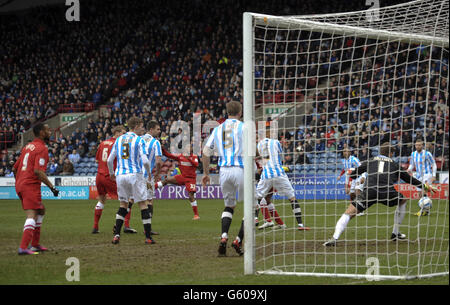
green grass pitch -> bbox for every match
[0,198,448,285]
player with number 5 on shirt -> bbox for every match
[202,101,245,257]
[13,123,59,255]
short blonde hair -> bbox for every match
[127,116,143,130]
[226,101,242,116]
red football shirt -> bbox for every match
[162,147,198,179]
[14,138,49,187]
[96,137,117,176]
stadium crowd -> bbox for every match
[0,0,448,177]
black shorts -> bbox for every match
[352,187,405,213]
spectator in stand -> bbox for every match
[60,159,75,176]
[47,158,59,176]
[68,149,81,164]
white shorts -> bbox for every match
[256,175,295,199]
[349,179,358,194]
[353,174,367,192]
[116,173,147,203]
[414,173,434,191]
[219,167,244,207]
[414,173,434,184]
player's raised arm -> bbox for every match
[162,146,179,161]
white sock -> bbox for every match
[393,203,406,235]
[190,200,197,207]
[333,214,351,240]
[35,215,44,228]
[24,218,36,231]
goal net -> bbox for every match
[243,0,449,280]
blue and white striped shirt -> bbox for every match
[409,150,436,178]
[204,119,244,168]
[108,132,148,176]
[142,134,162,178]
[343,155,361,171]
[257,138,286,180]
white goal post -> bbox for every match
[243,0,449,279]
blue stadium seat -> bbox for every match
[327,164,338,172]
[306,166,317,173]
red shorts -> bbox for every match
[96,174,118,197]
[174,175,197,193]
[16,184,44,210]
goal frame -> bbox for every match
[242,4,449,279]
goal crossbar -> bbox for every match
[251,13,449,48]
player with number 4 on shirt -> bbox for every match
[13,124,59,255]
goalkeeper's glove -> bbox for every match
[50,187,59,197]
[423,183,437,194]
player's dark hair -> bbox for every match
[33,123,45,137]
[147,120,160,130]
[415,138,424,143]
[379,143,392,157]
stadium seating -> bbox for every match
[0,0,448,178]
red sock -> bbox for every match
[94,209,103,229]
[192,205,199,216]
[270,209,284,225]
[20,219,35,250]
[31,215,44,247]
[261,206,272,222]
[125,208,131,227]
[31,227,41,247]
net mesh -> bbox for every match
[248,0,449,279]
